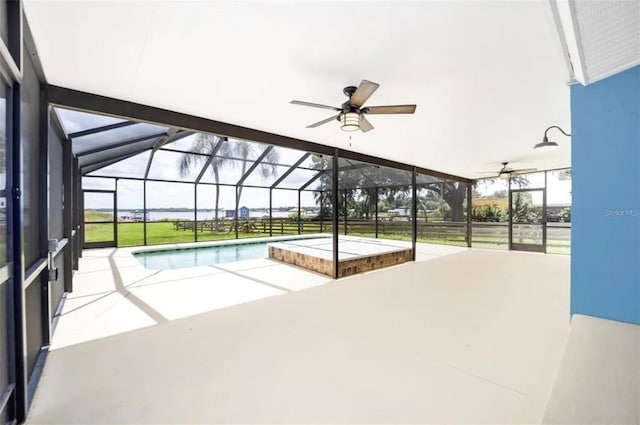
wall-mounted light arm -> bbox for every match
[534,125,571,151]
[544,125,571,139]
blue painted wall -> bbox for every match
[571,65,640,324]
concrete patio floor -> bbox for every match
[27,243,570,424]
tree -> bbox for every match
[558,169,571,180]
[178,134,231,229]
[471,204,507,222]
[178,136,280,230]
[420,182,467,222]
[311,155,414,220]
[229,140,279,222]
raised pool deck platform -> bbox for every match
[269,236,413,277]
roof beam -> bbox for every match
[69,120,138,139]
[298,170,326,192]
[341,159,379,188]
[296,162,372,192]
[46,85,472,183]
[236,146,274,186]
[143,149,156,180]
[194,137,227,184]
[270,152,311,189]
[75,131,167,157]
[82,147,151,174]
[155,129,195,151]
[50,107,68,141]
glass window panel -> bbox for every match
[88,150,151,179]
[472,177,509,249]
[416,173,442,185]
[242,164,291,187]
[236,187,269,210]
[277,168,324,190]
[148,149,201,182]
[268,147,308,166]
[82,177,115,190]
[298,154,329,171]
[510,171,545,189]
[236,145,283,183]
[146,181,195,245]
[215,185,237,224]
[116,180,144,247]
[377,165,412,188]
[78,137,157,169]
[336,157,412,239]
[338,158,412,189]
[84,192,115,223]
[270,189,298,236]
[55,107,126,135]
[194,184,237,241]
[147,181,194,211]
[416,178,445,227]
[546,169,572,254]
[271,188,296,210]
[230,187,271,239]
[73,122,167,155]
[199,158,254,184]
[160,133,200,152]
[223,138,270,161]
[196,185,222,221]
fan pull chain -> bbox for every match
[349,134,352,148]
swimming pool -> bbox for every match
[134,237,330,270]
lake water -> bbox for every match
[118,210,299,221]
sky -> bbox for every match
[82,135,325,210]
[475,171,572,206]
[59,107,325,209]
[62,107,571,211]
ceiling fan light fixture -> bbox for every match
[340,112,360,132]
[499,171,511,180]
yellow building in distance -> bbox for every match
[472,197,508,210]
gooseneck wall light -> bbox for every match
[534,125,571,151]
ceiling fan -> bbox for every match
[290,80,416,133]
[478,162,537,179]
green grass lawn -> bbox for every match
[84,220,569,254]
[86,221,330,247]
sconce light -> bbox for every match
[534,125,571,151]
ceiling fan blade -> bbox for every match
[291,100,340,111]
[511,168,538,174]
[364,104,417,114]
[350,80,379,107]
[477,171,499,174]
[360,116,374,133]
[306,115,339,128]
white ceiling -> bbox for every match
[24,0,572,179]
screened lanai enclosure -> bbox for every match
[56,105,571,268]
[60,107,476,258]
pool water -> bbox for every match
[134,237,329,270]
